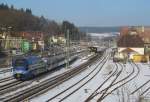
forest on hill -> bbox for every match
[0,3,86,40]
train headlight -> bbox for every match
[16,74,21,78]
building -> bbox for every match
[0,36,23,50]
[20,31,45,50]
[117,27,149,62]
[20,31,44,42]
[136,27,150,55]
[50,36,66,44]
[120,26,129,36]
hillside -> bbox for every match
[0,4,60,34]
[0,4,85,40]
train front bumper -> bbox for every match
[13,70,32,80]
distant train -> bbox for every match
[12,52,78,80]
[88,46,106,54]
[88,47,98,53]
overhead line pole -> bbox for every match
[66,29,70,68]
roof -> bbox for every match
[20,31,44,41]
[121,48,138,53]
[117,34,144,47]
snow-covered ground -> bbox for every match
[101,63,150,102]
[30,52,110,102]
[0,67,11,71]
[0,70,12,79]
[31,58,150,102]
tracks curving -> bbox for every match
[45,52,110,102]
[85,62,123,102]
[96,62,140,102]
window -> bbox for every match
[15,59,27,67]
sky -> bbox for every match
[0,0,150,27]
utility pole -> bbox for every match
[5,26,12,50]
[66,29,70,68]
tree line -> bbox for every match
[0,3,86,41]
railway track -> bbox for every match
[0,69,11,74]
[85,63,123,102]
[0,80,21,92]
[96,62,140,102]
[0,69,66,99]
[96,63,124,102]
[1,52,101,102]
[140,87,150,96]
[86,62,135,101]
[0,76,13,83]
[45,52,110,102]
[0,80,29,97]
[130,65,150,98]
[131,80,150,95]
[0,71,77,100]
[0,61,78,99]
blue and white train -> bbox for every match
[12,52,77,80]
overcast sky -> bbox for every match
[0,0,150,27]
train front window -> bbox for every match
[15,59,27,67]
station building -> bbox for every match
[117,27,149,62]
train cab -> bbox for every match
[12,57,31,80]
[12,56,46,80]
